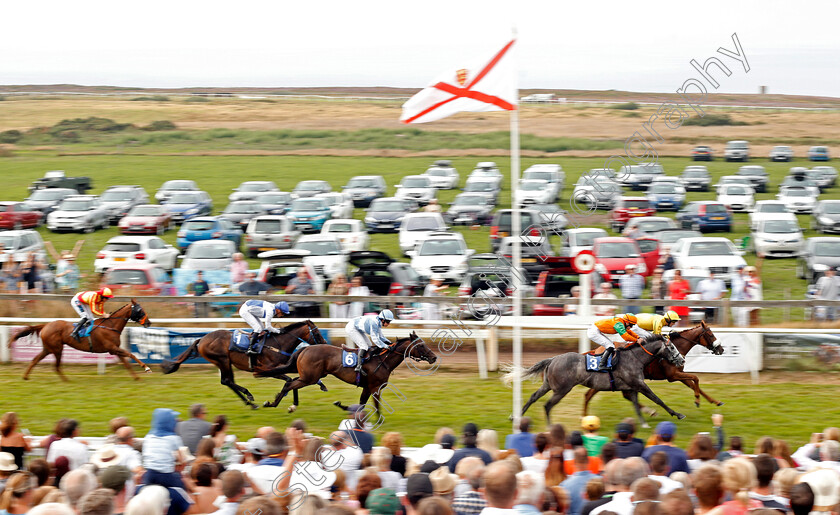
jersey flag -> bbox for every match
[400,40,518,124]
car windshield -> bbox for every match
[101,191,133,202]
[419,239,465,256]
[59,200,91,211]
[129,206,162,216]
[729,142,748,149]
[187,244,232,259]
[683,170,707,178]
[688,242,734,256]
[370,201,405,212]
[297,182,325,191]
[240,183,271,192]
[520,181,544,191]
[573,231,605,247]
[637,220,672,232]
[319,196,338,206]
[426,169,448,177]
[0,235,18,248]
[814,242,840,256]
[763,220,800,234]
[473,169,500,176]
[169,194,200,204]
[784,189,810,197]
[291,200,325,211]
[597,242,638,258]
[774,146,790,151]
[464,182,492,192]
[649,184,678,194]
[225,203,259,214]
[346,179,376,188]
[524,171,553,182]
[822,203,840,214]
[404,217,443,231]
[163,181,195,191]
[814,147,828,152]
[253,220,285,233]
[656,230,698,243]
[104,242,141,252]
[453,196,485,206]
[724,187,749,195]
[759,204,787,213]
[29,190,67,200]
[402,178,430,188]
[295,240,341,255]
[182,220,215,231]
[534,204,561,213]
[105,270,149,285]
[257,194,290,204]
[326,223,355,233]
[622,200,649,209]
[738,168,765,175]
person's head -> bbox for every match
[586,477,605,501]
[0,412,19,437]
[415,496,452,515]
[196,271,203,279]
[630,477,661,503]
[381,432,402,456]
[483,461,518,509]
[774,467,801,499]
[790,482,815,515]
[707,270,716,280]
[27,459,50,487]
[600,282,612,293]
[620,458,651,490]
[753,454,779,489]
[570,286,580,298]
[0,471,35,509]
[210,414,228,438]
[573,446,589,472]
[196,438,216,460]
[262,431,287,458]
[115,426,134,445]
[602,458,625,489]
[59,419,79,439]
[297,268,307,279]
[477,429,499,455]
[351,275,363,287]
[693,463,724,509]
[673,269,682,279]
[378,309,394,327]
[256,426,275,440]
[76,488,114,515]
[820,439,840,462]
[722,458,757,508]
[329,431,349,450]
[429,466,457,498]
[189,403,207,419]
[233,252,244,262]
[730,435,743,452]
[687,433,717,461]
[125,485,170,515]
[514,470,544,507]
[549,423,566,448]
[355,470,382,507]
[59,468,97,508]
[581,415,600,433]
[755,436,775,455]
[274,301,290,317]
[365,488,401,515]
[745,266,758,278]
[824,427,840,442]
[649,451,670,476]
[455,457,484,490]
[371,447,392,472]
[616,422,634,442]
[406,473,434,508]
[233,496,281,515]
[625,264,637,275]
[663,310,681,326]
[98,465,131,495]
[461,422,479,447]
[534,432,549,454]
[655,421,676,443]
[660,490,694,515]
[108,416,129,435]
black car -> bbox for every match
[691,145,713,161]
[21,188,77,216]
[489,209,551,252]
[446,193,494,225]
[680,167,712,192]
[220,201,267,230]
[735,166,769,193]
[812,201,840,234]
[347,250,423,296]
[364,197,415,233]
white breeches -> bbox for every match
[71,294,95,320]
[239,305,266,333]
[587,326,615,349]
[634,327,653,340]
[345,321,371,351]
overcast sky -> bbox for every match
[2,0,838,97]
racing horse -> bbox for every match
[503,335,687,428]
[259,332,437,414]
[11,300,152,381]
[160,320,328,409]
[583,321,725,421]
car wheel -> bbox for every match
[156,225,164,236]
[83,224,94,234]
[796,261,805,279]
[168,220,175,231]
[691,222,701,232]
[13,221,22,230]
[724,225,731,232]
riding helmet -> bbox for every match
[664,310,681,322]
[99,287,114,299]
[621,313,638,325]
[379,309,395,322]
[274,301,290,315]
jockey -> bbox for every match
[345,309,394,373]
[70,287,114,339]
[589,313,640,369]
[634,311,681,340]
[238,300,291,355]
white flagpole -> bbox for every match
[510,31,522,434]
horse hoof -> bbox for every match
[320,385,329,392]
[288,405,297,413]
[263,401,272,408]
[695,402,701,408]
[642,423,650,429]
[716,402,725,406]
[250,404,259,410]
[508,414,514,422]
[144,367,152,373]
[675,413,686,420]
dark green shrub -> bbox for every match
[0,130,22,143]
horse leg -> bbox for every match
[265,377,312,408]
[543,384,575,426]
[215,361,257,408]
[583,389,597,416]
[620,390,656,417]
[625,391,650,429]
[117,355,141,380]
[22,349,50,380]
[522,383,551,419]
[673,371,724,406]
[636,383,685,420]
[53,348,68,382]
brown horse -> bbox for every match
[10,300,153,381]
[160,320,328,409]
[583,321,724,424]
[259,331,437,413]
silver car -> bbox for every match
[244,216,300,257]
[99,185,150,223]
[229,181,279,202]
[46,195,110,233]
[179,239,236,271]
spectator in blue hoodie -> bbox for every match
[141,408,186,489]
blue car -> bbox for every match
[676,201,732,232]
[645,183,685,211]
[162,191,213,224]
[286,197,331,233]
[364,197,415,233]
[176,217,242,251]
[809,146,830,162]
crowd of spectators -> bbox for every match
[0,406,838,515]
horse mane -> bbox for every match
[620,334,664,351]
[110,303,132,315]
[285,321,310,331]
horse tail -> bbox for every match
[255,349,301,378]
[500,358,552,387]
[10,325,46,343]
[161,338,201,374]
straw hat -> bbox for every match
[429,465,458,496]
[799,468,840,511]
[91,444,122,469]
[0,452,17,471]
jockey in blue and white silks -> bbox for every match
[238,300,290,354]
[345,309,395,372]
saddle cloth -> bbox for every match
[342,350,359,368]
[584,352,618,372]
[229,330,266,354]
[73,322,95,338]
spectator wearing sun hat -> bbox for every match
[0,452,17,495]
[641,422,690,474]
[581,416,609,458]
[448,423,493,473]
[430,465,458,501]
[366,487,401,515]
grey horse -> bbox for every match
[502,336,687,427]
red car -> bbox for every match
[118,205,174,235]
[636,237,661,277]
[100,263,173,296]
[593,237,649,285]
[609,197,655,232]
[0,202,43,230]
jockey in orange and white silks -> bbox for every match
[588,313,639,369]
[70,288,114,339]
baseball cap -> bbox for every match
[366,488,401,515]
[98,465,131,491]
[440,434,456,450]
[463,423,479,437]
[420,460,441,474]
[406,473,434,502]
[616,422,634,435]
[656,421,677,437]
[245,438,267,456]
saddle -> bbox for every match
[72,321,96,340]
[340,346,386,369]
[229,330,266,354]
[584,352,619,372]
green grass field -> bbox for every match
[0,362,834,450]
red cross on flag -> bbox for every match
[401,40,517,124]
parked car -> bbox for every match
[691,145,713,161]
[180,239,236,271]
[533,261,605,316]
[770,145,794,162]
[648,228,702,254]
[522,164,564,201]
[0,202,43,230]
[422,160,460,189]
[636,237,661,276]
[321,219,369,253]
[0,230,45,263]
[797,237,840,283]
[623,216,677,235]
[469,162,503,189]
[229,181,279,202]
[21,188,77,217]
[176,217,242,251]
[100,185,150,223]
[408,231,473,283]
[724,140,750,162]
[750,219,804,258]
[395,175,436,206]
[364,197,414,233]
[446,193,494,226]
[680,166,711,192]
[29,170,92,195]
[809,146,830,162]
[294,234,347,280]
[497,236,553,284]
[812,200,840,234]
[315,192,354,220]
[399,212,447,255]
[714,175,754,194]
[293,180,332,198]
[342,175,387,207]
[749,201,796,231]
[244,215,300,257]
[515,179,553,207]
[155,180,199,203]
[489,209,546,252]
[645,182,685,211]
[46,195,110,233]
[573,179,622,210]
[162,191,213,224]
[676,201,732,232]
[118,204,174,235]
[458,263,535,317]
[255,250,324,293]
[812,166,838,188]
[220,201,266,230]
[347,250,422,296]
[286,197,332,233]
[462,178,501,205]
[778,176,820,195]
[100,264,171,296]
[94,236,179,273]
[777,186,818,214]
[560,228,608,256]
[593,237,648,284]
[616,164,666,191]
[609,197,655,232]
[255,192,293,215]
[670,237,746,284]
[736,165,770,193]
[806,168,834,191]
[532,204,568,234]
[717,184,755,213]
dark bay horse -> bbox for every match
[160,321,328,409]
[10,300,152,381]
[503,336,686,427]
[583,322,724,420]
[259,332,437,413]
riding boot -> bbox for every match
[355,349,366,373]
[599,348,615,370]
[247,331,261,355]
[71,319,86,340]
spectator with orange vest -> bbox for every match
[588,313,639,369]
[70,287,114,340]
